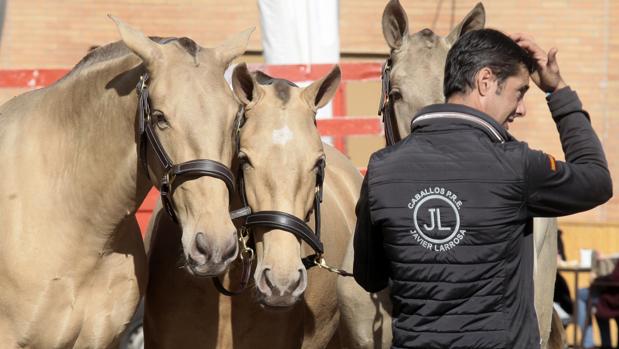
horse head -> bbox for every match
[231,64,340,307]
[381,0,485,139]
[112,18,253,276]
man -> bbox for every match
[353,29,612,349]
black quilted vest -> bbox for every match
[367,104,539,349]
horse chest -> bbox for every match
[0,249,144,348]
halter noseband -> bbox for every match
[378,57,402,146]
[136,73,236,223]
[213,111,326,296]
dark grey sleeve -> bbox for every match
[353,170,389,292]
[525,87,612,216]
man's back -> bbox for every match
[367,104,537,348]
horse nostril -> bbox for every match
[289,273,302,292]
[289,268,307,297]
[195,232,209,256]
[262,268,274,290]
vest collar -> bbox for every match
[411,103,513,143]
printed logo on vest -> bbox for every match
[408,187,466,252]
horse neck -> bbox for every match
[41,55,151,240]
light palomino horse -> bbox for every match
[337,1,564,348]
[144,64,362,348]
[0,18,251,348]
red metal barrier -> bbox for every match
[0,63,383,233]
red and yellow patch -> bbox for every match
[548,154,556,172]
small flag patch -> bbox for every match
[548,154,556,171]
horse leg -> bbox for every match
[547,308,567,349]
[336,237,392,348]
[533,217,559,349]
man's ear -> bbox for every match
[476,67,494,97]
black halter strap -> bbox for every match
[378,58,401,146]
[136,73,235,223]
[236,155,326,263]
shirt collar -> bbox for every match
[411,103,514,143]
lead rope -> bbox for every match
[312,255,354,277]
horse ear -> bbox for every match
[446,2,485,45]
[302,65,341,111]
[232,63,261,106]
[382,0,409,50]
[215,27,255,67]
[109,15,162,65]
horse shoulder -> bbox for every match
[323,144,362,206]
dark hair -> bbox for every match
[443,29,537,99]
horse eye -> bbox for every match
[314,156,326,172]
[389,90,402,102]
[152,110,170,130]
[238,152,252,169]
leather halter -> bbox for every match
[236,157,326,266]
[212,111,326,296]
[378,58,402,146]
[137,73,236,223]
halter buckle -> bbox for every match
[138,74,148,94]
[238,226,254,262]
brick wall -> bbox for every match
[0,0,617,226]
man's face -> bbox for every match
[484,65,530,130]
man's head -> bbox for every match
[444,29,537,129]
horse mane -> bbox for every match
[66,36,199,79]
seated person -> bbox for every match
[590,260,619,349]
[578,253,619,349]
[554,229,573,325]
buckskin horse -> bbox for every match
[143,64,363,348]
[337,1,564,348]
[0,18,251,348]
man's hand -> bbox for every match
[510,33,567,93]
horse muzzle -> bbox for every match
[185,231,238,277]
[255,266,307,308]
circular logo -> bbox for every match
[413,194,460,244]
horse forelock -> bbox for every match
[253,72,298,107]
[176,37,200,57]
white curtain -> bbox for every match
[258,0,340,65]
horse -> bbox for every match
[143,64,362,348]
[0,17,251,348]
[336,1,564,348]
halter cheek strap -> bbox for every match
[378,58,401,146]
[136,73,235,223]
